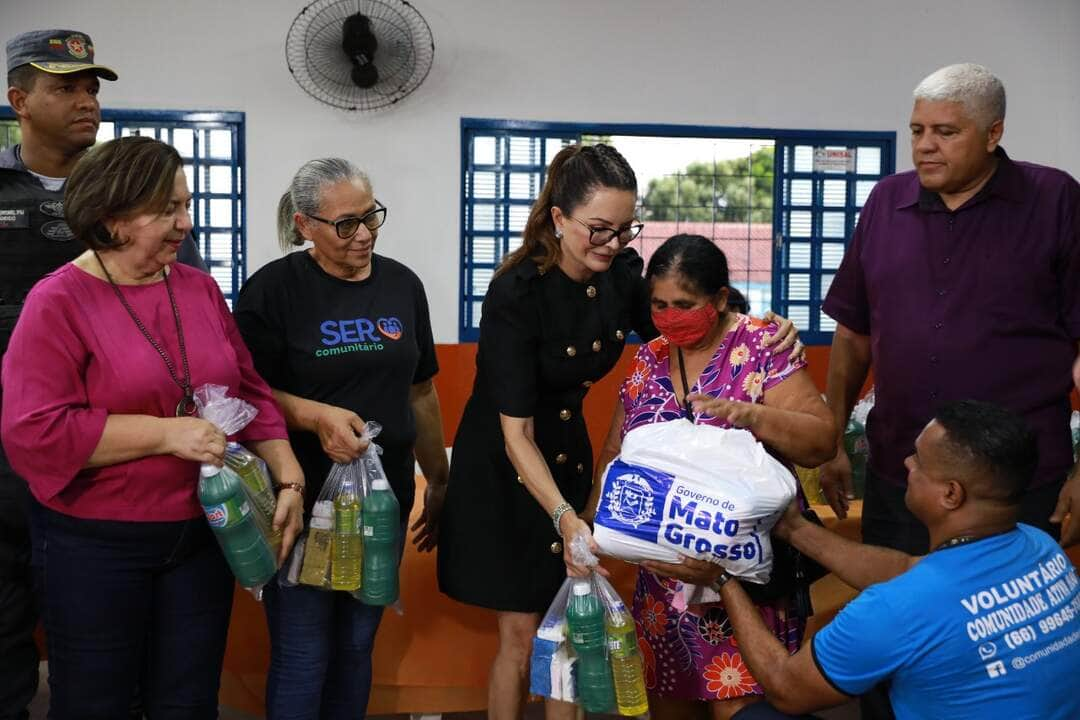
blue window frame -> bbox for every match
[0,108,246,305]
[774,137,895,345]
[460,118,894,344]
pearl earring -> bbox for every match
[554,229,563,239]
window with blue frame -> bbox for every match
[460,118,894,344]
[0,109,246,305]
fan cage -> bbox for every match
[286,0,434,111]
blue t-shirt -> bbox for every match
[813,524,1080,720]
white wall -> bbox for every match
[4,0,1078,342]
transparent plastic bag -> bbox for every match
[530,537,647,716]
[349,423,404,613]
[288,422,403,612]
[193,384,277,596]
[295,459,363,591]
[845,389,875,498]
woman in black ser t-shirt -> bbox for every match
[234,158,449,719]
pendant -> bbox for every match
[176,393,198,417]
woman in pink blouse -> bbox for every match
[0,136,304,719]
[589,235,834,720]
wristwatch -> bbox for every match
[710,571,733,592]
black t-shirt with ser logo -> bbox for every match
[234,251,438,520]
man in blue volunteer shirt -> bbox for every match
[712,400,1080,720]
[0,29,206,719]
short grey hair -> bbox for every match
[913,63,1006,130]
[277,158,371,252]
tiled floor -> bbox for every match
[29,663,860,720]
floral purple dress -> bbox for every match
[619,315,807,701]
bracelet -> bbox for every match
[710,571,733,592]
[276,482,305,497]
[551,502,574,537]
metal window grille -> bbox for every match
[773,140,894,344]
[459,119,896,344]
[0,109,246,306]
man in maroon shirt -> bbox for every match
[821,62,1079,552]
[820,59,1080,720]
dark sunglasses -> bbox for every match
[566,215,644,247]
[306,201,387,239]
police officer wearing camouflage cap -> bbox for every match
[0,29,206,720]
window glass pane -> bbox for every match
[471,236,497,264]
[855,180,876,207]
[821,272,835,298]
[508,136,539,165]
[788,211,811,237]
[209,166,233,194]
[211,265,232,295]
[822,211,845,238]
[857,146,881,175]
[471,171,498,199]
[208,232,233,261]
[788,179,811,206]
[793,146,813,173]
[173,128,194,158]
[821,242,846,269]
[787,305,810,330]
[209,199,232,227]
[471,268,494,296]
[471,204,496,232]
[508,172,538,199]
[473,136,496,165]
[788,273,810,301]
[209,129,232,159]
[508,205,529,232]
[787,243,811,268]
[545,138,568,163]
[822,180,846,207]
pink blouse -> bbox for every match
[1,262,286,522]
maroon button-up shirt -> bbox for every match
[824,148,1080,488]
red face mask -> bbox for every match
[651,303,719,347]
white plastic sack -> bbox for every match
[594,420,797,585]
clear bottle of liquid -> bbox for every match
[198,464,276,588]
[223,444,282,555]
[299,501,334,588]
[565,581,615,713]
[606,599,649,716]
[359,477,399,605]
[331,477,362,591]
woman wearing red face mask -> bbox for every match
[587,234,834,720]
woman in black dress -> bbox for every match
[438,143,650,718]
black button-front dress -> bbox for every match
[437,249,656,612]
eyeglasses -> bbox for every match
[566,215,644,247]
[306,201,387,239]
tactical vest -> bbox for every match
[0,167,81,356]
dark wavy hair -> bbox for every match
[497,143,637,277]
